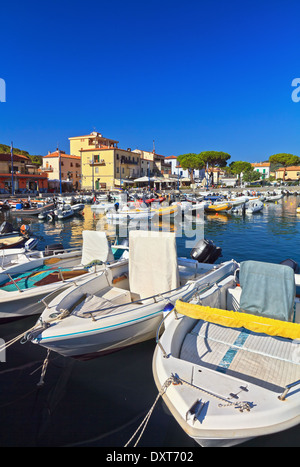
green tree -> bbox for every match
[242,167,261,183]
[199,151,231,185]
[177,153,204,183]
[0,143,42,166]
[229,161,252,185]
[269,153,300,181]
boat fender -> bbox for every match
[20,224,30,235]
[112,273,128,284]
[163,302,175,312]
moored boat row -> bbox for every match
[1,187,300,448]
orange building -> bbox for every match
[0,153,48,194]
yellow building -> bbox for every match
[68,131,174,190]
[69,131,119,156]
[69,131,141,190]
[133,149,171,176]
[276,165,300,181]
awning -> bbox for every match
[133,176,155,182]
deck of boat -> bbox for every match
[180,320,300,390]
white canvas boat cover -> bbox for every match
[81,230,114,266]
[129,230,180,299]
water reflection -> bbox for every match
[1,197,300,266]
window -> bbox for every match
[116,167,119,173]
[70,162,73,167]
[116,154,119,160]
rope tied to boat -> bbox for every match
[124,376,174,447]
[171,373,252,413]
[37,349,51,387]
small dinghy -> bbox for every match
[265,193,283,202]
[153,260,300,447]
[204,202,232,213]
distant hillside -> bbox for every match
[0,144,43,166]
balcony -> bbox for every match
[41,167,54,172]
[120,157,138,165]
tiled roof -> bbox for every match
[0,153,30,162]
[44,151,80,160]
[277,166,300,171]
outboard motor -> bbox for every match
[0,221,14,235]
[24,238,38,251]
[280,259,299,274]
[190,239,222,264]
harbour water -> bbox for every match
[1,196,300,448]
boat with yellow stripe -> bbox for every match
[204,201,232,213]
[153,259,300,447]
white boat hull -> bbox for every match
[0,252,84,320]
[153,264,300,447]
[30,260,237,359]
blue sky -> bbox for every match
[1,0,300,163]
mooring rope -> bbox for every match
[124,376,174,447]
[124,370,252,447]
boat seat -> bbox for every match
[81,230,115,267]
[239,260,296,321]
[129,231,180,300]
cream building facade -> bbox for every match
[42,150,81,190]
[69,132,141,190]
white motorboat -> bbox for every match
[153,259,300,447]
[172,201,206,217]
[227,196,249,207]
[245,200,264,214]
[265,193,283,202]
[0,238,41,271]
[10,201,55,216]
[106,205,156,221]
[25,231,233,359]
[231,200,264,215]
[91,202,115,213]
[57,204,74,219]
[0,231,122,321]
[72,203,85,214]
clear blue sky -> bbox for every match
[1,0,300,163]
